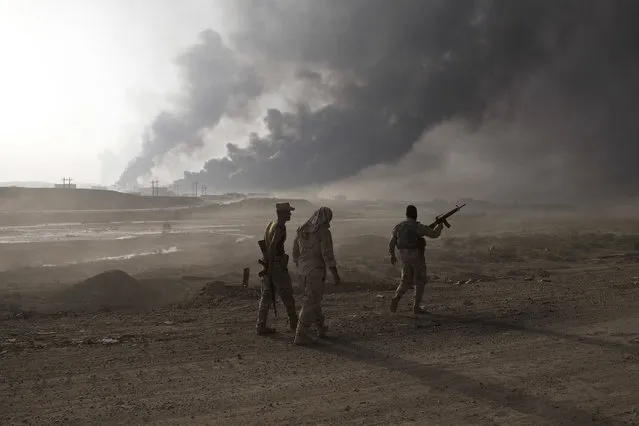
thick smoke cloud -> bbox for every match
[118,29,263,186]
[123,0,639,202]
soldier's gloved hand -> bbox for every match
[390,255,397,266]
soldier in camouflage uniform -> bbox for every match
[388,204,443,314]
[292,206,341,345]
[256,202,299,335]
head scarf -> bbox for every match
[297,206,333,236]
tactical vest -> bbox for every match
[265,221,286,256]
[396,220,421,250]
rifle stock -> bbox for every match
[257,239,277,317]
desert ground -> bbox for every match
[2,189,639,425]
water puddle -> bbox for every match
[0,225,247,244]
[40,246,181,267]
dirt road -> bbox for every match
[2,262,639,425]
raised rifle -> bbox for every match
[257,239,277,317]
[418,203,466,254]
[429,203,466,229]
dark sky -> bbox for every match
[118,0,639,202]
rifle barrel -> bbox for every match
[429,203,465,228]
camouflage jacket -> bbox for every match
[292,225,337,275]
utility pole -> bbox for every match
[192,182,199,197]
[151,179,159,196]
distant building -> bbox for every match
[54,183,77,189]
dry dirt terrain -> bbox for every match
[2,195,639,425]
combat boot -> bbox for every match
[256,324,276,335]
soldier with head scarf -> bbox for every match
[388,204,444,314]
[256,202,299,335]
[292,206,341,345]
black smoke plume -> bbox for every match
[117,29,263,187]
[123,0,639,201]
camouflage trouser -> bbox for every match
[393,249,427,308]
[295,268,327,336]
[256,265,297,327]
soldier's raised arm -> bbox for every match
[417,222,443,239]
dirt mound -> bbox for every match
[188,281,261,307]
[54,269,150,310]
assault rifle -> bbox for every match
[417,203,466,254]
[429,203,466,229]
[257,239,278,317]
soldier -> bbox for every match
[292,206,341,345]
[388,204,444,314]
[256,202,299,335]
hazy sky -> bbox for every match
[0,0,229,184]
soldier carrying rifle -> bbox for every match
[255,202,299,335]
[388,203,464,314]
